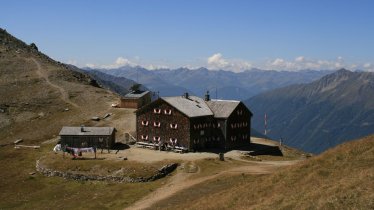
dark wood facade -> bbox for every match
[136,99,192,150]
[136,96,252,151]
[59,127,116,149]
[120,91,151,109]
[220,102,251,150]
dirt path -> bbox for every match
[126,160,297,210]
[31,58,79,108]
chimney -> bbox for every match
[205,90,210,101]
[183,92,189,99]
[80,125,85,132]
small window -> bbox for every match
[169,138,178,145]
[200,130,204,136]
[141,120,149,126]
[141,135,148,140]
[217,123,221,128]
[164,109,172,115]
[153,136,161,142]
[153,122,161,127]
[170,123,178,129]
[153,108,161,114]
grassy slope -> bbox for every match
[0,30,120,143]
[0,29,159,209]
[0,145,165,209]
[152,135,374,210]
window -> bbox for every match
[153,136,161,142]
[217,123,221,128]
[231,136,237,141]
[153,108,161,114]
[153,122,161,127]
[141,120,149,126]
[170,123,178,129]
[200,130,204,136]
[164,109,172,115]
[141,135,148,140]
[194,124,197,130]
[169,138,178,145]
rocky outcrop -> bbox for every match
[36,160,177,183]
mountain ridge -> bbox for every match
[245,69,374,153]
[0,28,118,143]
[87,65,333,100]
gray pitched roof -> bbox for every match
[206,99,240,118]
[162,96,213,117]
[59,126,115,136]
[124,91,150,99]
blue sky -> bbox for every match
[1,0,374,71]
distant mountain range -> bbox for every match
[245,69,374,153]
[85,66,333,100]
[68,66,143,97]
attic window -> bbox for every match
[153,122,161,127]
[153,108,161,114]
[141,135,148,140]
[164,109,172,115]
[141,120,149,126]
[170,123,178,129]
[237,110,243,115]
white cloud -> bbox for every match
[85,63,96,68]
[76,55,373,72]
[101,56,136,69]
[66,59,78,65]
[207,53,228,68]
[206,53,252,72]
[363,63,372,68]
[295,56,305,62]
[265,56,356,71]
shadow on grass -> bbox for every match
[112,142,130,151]
[70,157,106,160]
[196,142,283,156]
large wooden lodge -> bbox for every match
[136,92,252,151]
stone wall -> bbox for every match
[36,160,177,183]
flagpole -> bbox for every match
[264,113,267,135]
